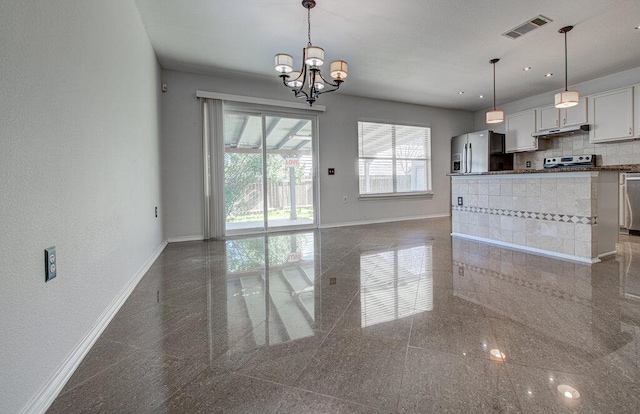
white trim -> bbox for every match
[359,192,433,201]
[451,233,601,264]
[22,241,168,414]
[320,213,450,229]
[599,250,617,258]
[167,235,204,243]
[196,91,325,112]
[450,171,599,180]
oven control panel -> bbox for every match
[543,154,595,169]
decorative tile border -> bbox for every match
[453,260,591,307]
[451,205,597,225]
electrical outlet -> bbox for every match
[457,197,463,206]
[155,206,158,218]
[526,161,531,168]
[343,196,348,203]
[45,246,57,282]
[459,267,464,276]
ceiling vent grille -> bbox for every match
[502,15,553,39]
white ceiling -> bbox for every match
[133,0,640,111]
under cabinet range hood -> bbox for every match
[532,124,589,138]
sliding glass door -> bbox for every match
[223,109,316,234]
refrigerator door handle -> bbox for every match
[625,183,632,229]
[463,143,468,173]
[468,143,472,173]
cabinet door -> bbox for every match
[563,97,588,126]
[537,105,560,130]
[590,87,634,143]
[506,110,537,152]
[635,85,640,137]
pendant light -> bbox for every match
[486,58,504,124]
[554,26,579,108]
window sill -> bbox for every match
[358,192,433,201]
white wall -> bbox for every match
[0,1,163,412]
[161,70,473,237]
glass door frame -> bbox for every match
[222,105,319,236]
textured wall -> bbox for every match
[0,1,163,412]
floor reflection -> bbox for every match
[360,244,433,328]
[48,219,640,413]
[225,232,317,346]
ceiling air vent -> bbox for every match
[502,15,553,39]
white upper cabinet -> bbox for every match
[536,97,587,131]
[563,97,588,126]
[506,109,544,152]
[537,105,561,130]
[589,86,635,143]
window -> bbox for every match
[358,121,432,196]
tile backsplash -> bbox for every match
[516,134,640,169]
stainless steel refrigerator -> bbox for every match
[451,130,511,173]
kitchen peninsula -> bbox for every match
[450,168,620,263]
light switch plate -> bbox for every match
[45,246,56,282]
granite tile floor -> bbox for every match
[48,217,640,413]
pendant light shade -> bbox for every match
[486,58,504,124]
[555,26,579,108]
[486,109,505,124]
[555,90,579,108]
[275,54,294,74]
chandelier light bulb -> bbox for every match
[274,54,294,73]
[330,60,348,80]
[286,71,303,88]
[304,46,324,67]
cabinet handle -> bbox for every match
[563,118,566,125]
[555,119,559,126]
[630,127,633,136]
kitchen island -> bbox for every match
[450,168,621,263]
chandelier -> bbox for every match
[274,0,348,106]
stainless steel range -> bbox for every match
[543,154,596,169]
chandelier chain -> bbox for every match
[307,6,312,46]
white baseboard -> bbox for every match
[320,213,450,229]
[22,240,168,414]
[167,235,204,243]
[451,233,601,264]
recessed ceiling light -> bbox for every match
[523,66,532,71]
[479,95,484,99]
[545,73,554,77]
[635,25,640,30]
[458,91,464,95]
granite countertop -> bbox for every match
[448,164,640,176]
